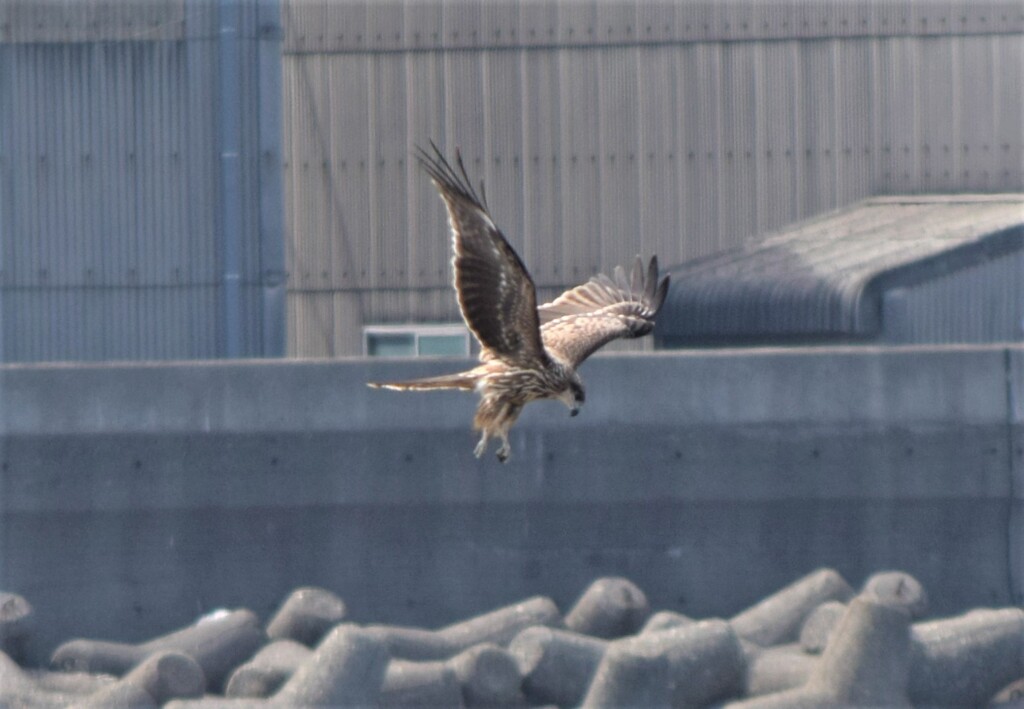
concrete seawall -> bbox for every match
[1,345,1021,663]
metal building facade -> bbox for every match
[281,0,1024,357]
[656,194,1024,346]
[0,0,286,362]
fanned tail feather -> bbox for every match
[367,371,477,392]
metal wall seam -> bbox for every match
[218,0,244,357]
[257,0,286,356]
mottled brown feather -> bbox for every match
[416,144,550,370]
[538,256,670,368]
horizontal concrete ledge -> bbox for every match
[0,344,1019,512]
[0,343,1017,434]
[1,343,1022,662]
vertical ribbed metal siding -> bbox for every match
[0,0,283,362]
[883,249,1024,345]
[282,0,1024,356]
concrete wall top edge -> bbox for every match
[0,344,1017,436]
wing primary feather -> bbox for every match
[416,141,549,369]
[644,255,659,302]
[630,256,643,296]
[539,254,670,367]
[416,141,487,211]
[613,265,628,292]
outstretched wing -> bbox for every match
[417,143,549,369]
[538,256,670,368]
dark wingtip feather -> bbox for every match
[415,141,488,211]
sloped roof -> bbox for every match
[658,194,1024,342]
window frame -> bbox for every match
[362,323,471,358]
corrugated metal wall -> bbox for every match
[882,249,1024,344]
[0,0,285,362]
[281,0,1024,356]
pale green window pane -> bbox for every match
[367,333,415,357]
[417,334,466,356]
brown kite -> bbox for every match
[369,144,670,462]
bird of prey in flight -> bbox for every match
[369,144,669,462]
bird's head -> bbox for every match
[557,374,586,417]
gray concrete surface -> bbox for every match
[1,345,1021,664]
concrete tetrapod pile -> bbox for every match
[1,572,1022,707]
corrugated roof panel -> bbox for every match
[660,195,1024,343]
[883,250,1024,344]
